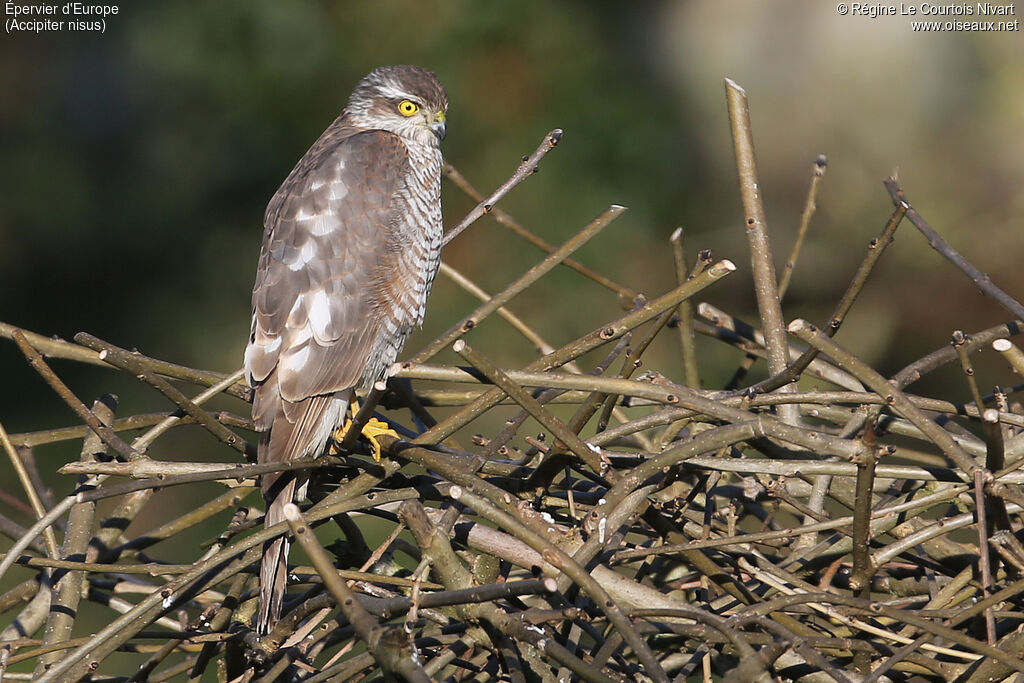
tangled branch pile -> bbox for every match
[3,81,1024,682]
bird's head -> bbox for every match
[346,65,448,147]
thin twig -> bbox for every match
[753,196,907,396]
[442,161,636,300]
[13,330,141,460]
[724,78,798,424]
[778,154,827,299]
[0,422,58,559]
[74,333,249,456]
[453,340,605,475]
[884,175,1024,323]
[410,260,735,444]
[973,468,997,645]
[670,228,702,389]
[283,503,432,682]
[34,396,113,676]
[0,321,250,400]
[788,319,977,475]
[438,261,556,356]
[70,457,338,503]
[442,129,562,247]
[952,330,986,412]
[849,421,878,596]
[447,486,669,683]
[413,204,627,363]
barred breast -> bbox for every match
[359,139,443,389]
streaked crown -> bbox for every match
[345,65,448,145]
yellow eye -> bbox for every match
[397,100,420,117]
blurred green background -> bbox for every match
[1,0,1022,663]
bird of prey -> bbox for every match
[243,65,448,633]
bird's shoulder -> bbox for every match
[264,120,411,229]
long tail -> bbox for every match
[253,383,348,635]
[257,474,296,634]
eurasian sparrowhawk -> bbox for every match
[243,65,448,633]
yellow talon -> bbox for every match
[330,401,398,462]
[360,417,398,461]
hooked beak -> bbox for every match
[429,112,447,142]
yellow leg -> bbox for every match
[330,397,398,462]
